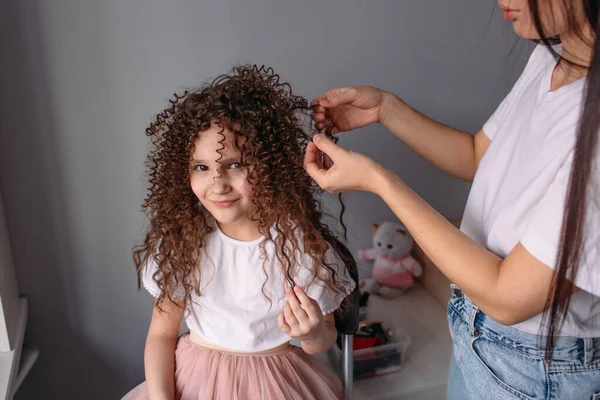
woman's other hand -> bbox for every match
[304,134,389,194]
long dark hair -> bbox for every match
[529,0,599,360]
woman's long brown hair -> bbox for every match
[528,0,599,360]
[133,65,353,310]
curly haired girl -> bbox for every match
[122,65,355,400]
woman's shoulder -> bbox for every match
[521,44,557,76]
[532,43,558,61]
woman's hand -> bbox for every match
[303,134,388,194]
[312,86,390,134]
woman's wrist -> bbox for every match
[379,91,421,147]
[368,162,400,197]
[379,91,407,127]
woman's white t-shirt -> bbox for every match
[142,225,355,352]
[461,45,600,337]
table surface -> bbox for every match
[352,285,453,400]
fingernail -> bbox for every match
[313,134,323,143]
[285,288,291,293]
[294,286,301,292]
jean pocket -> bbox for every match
[470,333,548,400]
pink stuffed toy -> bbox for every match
[358,222,422,299]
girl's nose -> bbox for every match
[209,173,231,194]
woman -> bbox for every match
[305,1,599,399]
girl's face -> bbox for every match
[190,124,255,230]
[499,0,585,39]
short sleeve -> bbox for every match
[141,255,186,300]
[299,246,356,315]
[521,152,600,296]
[483,45,548,140]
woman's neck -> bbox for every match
[552,25,594,90]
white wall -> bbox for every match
[0,1,533,398]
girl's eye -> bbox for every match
[228,162,243,170]
[194,165,209,172]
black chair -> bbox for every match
[330,238,360,400]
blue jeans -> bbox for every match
[447,284,600,400]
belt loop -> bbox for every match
[468,303,479,336]
[583,338,593,365]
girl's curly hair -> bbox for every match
[133,65,355,312]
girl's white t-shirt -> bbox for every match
[142,225,355,352]
[461,44,600,337]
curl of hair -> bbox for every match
[133,65,354,312]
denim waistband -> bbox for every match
[448,284,600,366]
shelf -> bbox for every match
[0,298,28,400]
[13,345,38,394]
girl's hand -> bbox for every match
[311,86,389,133]
[304,134,389,194]
[278,286,327,342]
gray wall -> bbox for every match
[0,1,532,398]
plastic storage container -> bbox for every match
[329,321,411,381]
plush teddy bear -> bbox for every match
[358,222,422,299]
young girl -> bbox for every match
[305,0,600,399]
[123,66,356,400]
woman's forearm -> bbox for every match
[373,168,505,315]
[379,92,479,182]
[144,333,178,400]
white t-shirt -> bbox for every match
[142,224,355,352]
[461,44,600,337]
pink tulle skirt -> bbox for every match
[122,333,343,400]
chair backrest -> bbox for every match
[328,237,360,335]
